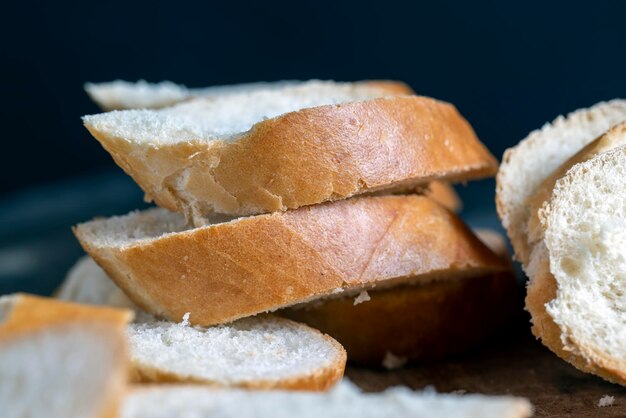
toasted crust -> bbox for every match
[74,195,509,326]
[0,294,133,418]
[283,271,518,364]
[130,317,346,391]
[85,95,497,223]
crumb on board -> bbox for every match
[353,290,371,306]
[382,351,407,370]
[598,395,615,407]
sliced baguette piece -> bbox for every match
[85,79,412,111]
[0,294,132,418]
[283,229,517,364]
[526,145,626,385]
[121,382,533,418]
[83,80,497,223]
[496,99,626,265]
[74,195,509,326]
[59,256,346,391]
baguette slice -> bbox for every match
[84,79,461,214]
[83,80,497,223]
[526,144,626,385]
[121,382,533,418]
[84,79,412,111]
[0,294,132,418]
[74,195,509,326]
[284,229,517,365]
[496,99,626,265]
[58,256,346,390]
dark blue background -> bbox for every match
[1,0,625,294]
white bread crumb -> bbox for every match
[382,351,407,370]
[181,312,191,327]
[598,395,615,407]
[353,290,371,306]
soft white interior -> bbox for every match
[121,382,532,418]
[497,100,626,255]
[129,316,339,385]
[59,256,342,386]
[85,79,300,110]
[0,326,119,418]
[545,147,626,363]
[76,207,242,248]
[83,80,399,143]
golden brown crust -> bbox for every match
[75,195,509,326]
[0,294,133,418]
[0,293,133,337]
[284,271,518,365]
[85,95,497,223]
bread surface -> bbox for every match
[74,195,508,326]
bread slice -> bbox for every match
[83,80,497,223]
[283,230,517,364]
[84,79,461,214]
[74,195,509,326]
[58,256,346,390]
[121,382,533,418]
[496,99,626,265]
[525,142,626,385]
[84,79,412,111]
[0,294,132,418]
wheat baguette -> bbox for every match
[74,195,509,326]
[83,80,497,223]
[84,79,413,111]
[0,294,132,418]
[284,229,517,364]
[121,382,533,418]
[496,99,626,265]
[58,256,346,391]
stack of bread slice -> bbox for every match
[497,100,626,385]
[72,79,518,370]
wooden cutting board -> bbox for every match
[347,314,626,417]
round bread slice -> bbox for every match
[496,99,626,265]
[283,230,517,365]
[83,80,497,223]
[121,383,533,418]
[523,124,626,385]
[73,195,509,327]
[58,256,346,391]
[0,294,132,418]
[530,146,626,385]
